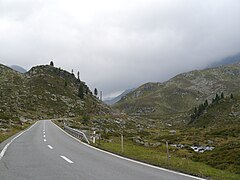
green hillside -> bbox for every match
[0,64,111,138]
[114,63,240,118]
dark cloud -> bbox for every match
[0,0,240,99]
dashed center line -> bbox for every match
[48,145,53,149]
[44,139,46,142]
[43,135,46,138]
[43,120,45,131]
[60,155,74,164]
[43,131,45,134]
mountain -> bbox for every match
[104,88,135,105]
[113,63,240,117]
[0,64,111,121]
[209,53,240,68]
[10,65,27,73]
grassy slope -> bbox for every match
[0,121,34,143]
[0,64,110,119]
[0,63,110,143]
[188,96,240,174]
[95,138,240,180]
[56,95,240,179]
[114,64,240,116]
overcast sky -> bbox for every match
[0,0,240,99]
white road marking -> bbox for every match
[43,135,46,138]
[48,145,53,149]
[43,120,45,131]
[0,121,38,161]
[52,121,205,180]
[60,155,74,164]
[44,139,46,142]
[43,131,45,134]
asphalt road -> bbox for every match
[0,120,203,180]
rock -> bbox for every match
[152,142,161,147]
[169,130,176,134]
[144,142,149,147]
[207,140,214,144]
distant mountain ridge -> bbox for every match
[104,88,135,105]
[209,53,240,68]
[10,65,27,73]
[113,63,240,116]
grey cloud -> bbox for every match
[0,0,240,99]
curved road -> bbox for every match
[0,120,204,180]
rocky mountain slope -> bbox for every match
[0,64,111,121]
[113,63,240,116]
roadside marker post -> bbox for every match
[166,141,170,161]
[93,131,96,144]
[121,134,124,153]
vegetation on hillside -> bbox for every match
[0,63,111,143]
[114,63,240,117]
[55,93,240,179]
[1,61,240,179]
[0,63,110,120]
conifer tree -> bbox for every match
[77,71,80,80]
[50,61,54,67]
[78,84,84,99]
[221,92,224,99]
[94,88,98,96]
[194,107,198,115]
[198,104,204,116]
[215,93,220,103]
[204,100,208,108]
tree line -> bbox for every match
[190,92,234,123]
[49,61,100,101]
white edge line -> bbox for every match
[48,145,53,149]
[0,121,38,161]
[60,155,74,163]
[51,121,205,180]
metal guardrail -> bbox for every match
[64,125,90,144]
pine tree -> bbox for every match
[50,61,54,67]
[198,104,204,116]
[204,100,208,108]
[78,84,84,99]
[230,93,234,99]
[215,93,220,103]
[94,88,98,96]
[221,92,224,99]
[77,71,80,80]
[194,107,198,115]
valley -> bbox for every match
[1,63,240,179]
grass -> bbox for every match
[94,138,240,180]
[54,116,240,180]
[0,122,34,143]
